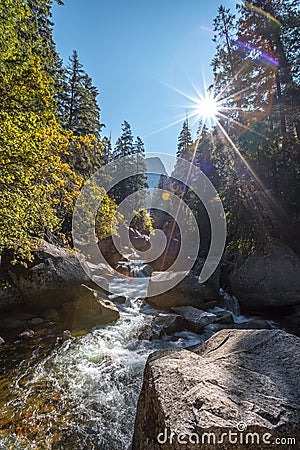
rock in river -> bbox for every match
[132,329,300,449]
[146,271,218,311]
[60,284,120,330]
[171,306,217,334]
[138,314,186,341]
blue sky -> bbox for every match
[52,0,237,156]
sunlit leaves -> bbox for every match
[0,1,122,258]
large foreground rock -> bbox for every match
[133,329,300,449]
[230,242,300,312]
[2,240,112,309]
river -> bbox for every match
[0,273,212,449]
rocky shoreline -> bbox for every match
[0,236,300,448]
[1,236,299,342]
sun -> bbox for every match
[196,96,219,118]
[144,76,249,138]
[193,91,221,125]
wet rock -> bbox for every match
[215,310,234,325]
[138,314,185,341]
[98,227,150,267]
[284,313,300,337]
[281,304,300,336]
[0,337,5,345]
[60,284,120,330]
[3,240,105,310]
[138,264,153,277]
[129,235,151,254]
[146,272,217,311]
[62,330,72,341]
[171,306,217,334]
[30,317,44,325]
[82,261,115,287]
[115,262,131,276]
[19,329,35,339]
[116,262,153,278]
[121,226,151,252]
[56,329,72,344]
[138,320,163,341]
[15,312,35,321]
[163,315,186,335]
[110,295,126,304]
[133,329,300,449]
[230,242,300,312]
[192,257,221,299]
[150,238,180,271]
[203,322,225,334]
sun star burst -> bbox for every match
[193,91,221,125]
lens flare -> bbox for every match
[194,92,220,124]
[244,2,282,28]
[153,70,283,231]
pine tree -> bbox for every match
[62,50,102,138]
[133,136,148,191]
[177,119,193,158]
[194,125,217,181]
[211,5,259,129]
[26,0,58,73]
[131,136,149,231]
[111,123,148,216]
[111,121,134,204]
[113,120,134,158]
[133,136,145,156]
[212,5,237,81]
[196,122,209,142]
[133,136,146,178]
[18,1,66,119]
[210,0,300,252]
[102,135,113,164]
[236,0,300,138]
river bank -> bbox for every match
[0,238,299,448]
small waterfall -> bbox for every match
[115,260,152,278]
[112,260,152,300]
[130,262,153,278]
[219,288,241,316]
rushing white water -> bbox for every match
[2,265,275,450]
[0,275,205,450]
